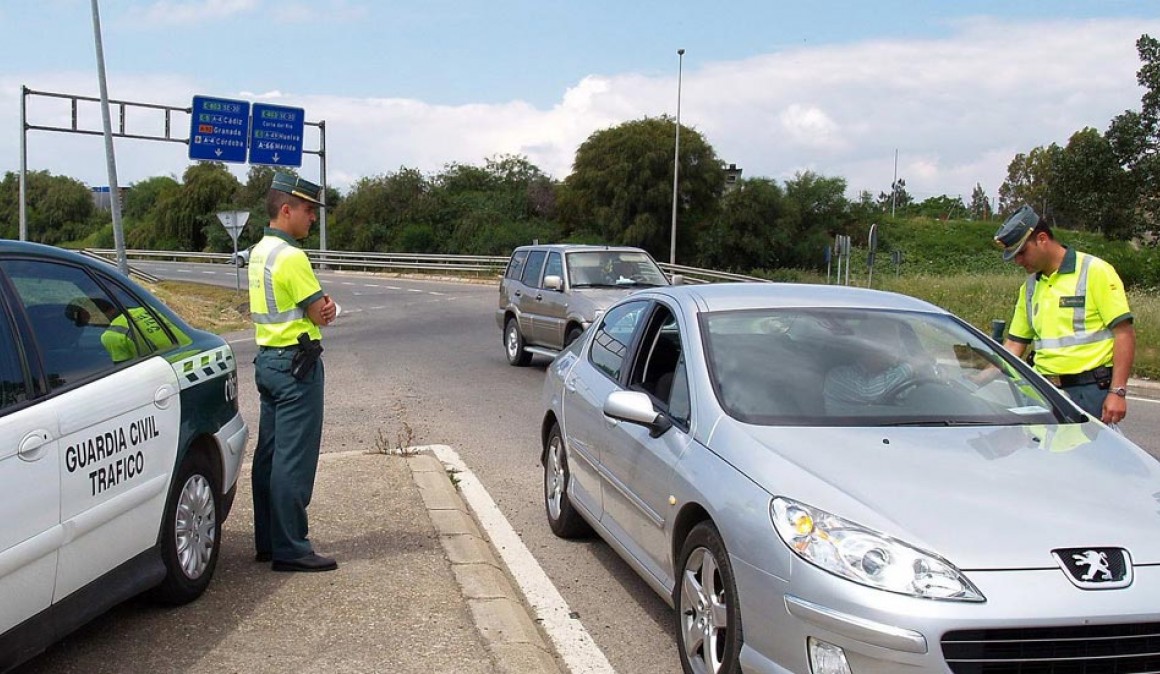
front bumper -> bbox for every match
[734,555,1160,673]
[214,411,248,499]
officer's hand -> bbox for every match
[1102,392,1127,425]
[320,294,337,325]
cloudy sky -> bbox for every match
[2,1,1157,203]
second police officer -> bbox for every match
[248,172,339,572]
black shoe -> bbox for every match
[255,552,272,563]
[271,553,338,573]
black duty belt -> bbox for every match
[259,344,301,351]
[1045,365,1111,388]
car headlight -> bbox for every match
[770,497,984,602]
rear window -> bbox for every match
[505,250,529,280]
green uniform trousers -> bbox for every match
[253,347,325,561]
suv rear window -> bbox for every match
[505,250,529,280]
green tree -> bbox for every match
[1107,34,1159,229]
[969,183,991,220]
[696,178,786,271]
[782,171,849,268]
[139,163,241,251]
[913,194,966,220]
[877,178,913,214]
[559,116,725,261]
[998,144,1062,220]
[1053,127,1134,237]
[0,170,95,244]
[330,168,433,251]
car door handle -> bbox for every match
[154,384,177,409]
[565,377,577,392]
[514,290,522,297]
[19,431,51,462]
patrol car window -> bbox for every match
[0,301,29,412]
[105,283,178,360]
[505,250,529,280]
[590,301,648,382]
[522,250,547,286]
[1,259,125,389]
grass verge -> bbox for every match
[147,280,251,334]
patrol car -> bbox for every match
[0,241,248,671]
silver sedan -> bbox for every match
[539,282,1160,674]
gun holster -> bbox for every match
[290,332,323,381]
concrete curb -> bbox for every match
[407,453,563,674]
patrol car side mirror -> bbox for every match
[544,275,563,291]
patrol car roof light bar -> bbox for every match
[18,86,328,254]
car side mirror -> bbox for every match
[544,275,564,291]
[670,274,684,286]
[603,390,672,438]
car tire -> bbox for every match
[150,450,220,605]
[544,423,592,538]
[564,325,584,348]
[505,317,532,366]
[675,521,743,674]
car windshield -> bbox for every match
[566,251,668,288]
[702,307,1066,427]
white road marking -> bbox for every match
[385,285,401,290]
[407,288,422,293]
[429,291,445,296]
[342,281,356,285]
[432,445,616,674]
[364,284,380,288]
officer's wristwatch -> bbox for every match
[1110,386,1128,398]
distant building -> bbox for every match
[90,186,129,212]
[724,164,743,193]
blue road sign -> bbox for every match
[189,96,250,163]
[249,103,305,167]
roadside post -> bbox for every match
[217,210,250,292]
[867,223,878,287]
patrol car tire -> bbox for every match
[544,423,592,539]
[505,317,532,366]
[151,450,220,605]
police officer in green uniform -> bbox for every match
[249,173,338,572]
[994,205,1136,425]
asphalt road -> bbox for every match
[135,260,1160,673]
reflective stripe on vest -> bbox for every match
[1024,254,1112,351]
[251,241,306,325]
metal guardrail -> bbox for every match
[77,249,162,284]
[85,248,769,284]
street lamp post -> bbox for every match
[670,48,684,266]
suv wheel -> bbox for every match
[505,317,532,366]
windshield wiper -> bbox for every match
[876,419,992,427]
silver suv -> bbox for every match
[497,244,670,365]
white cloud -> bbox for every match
[3,16,1157,203]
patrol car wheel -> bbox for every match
[151,451,220,605]
[505,317,532,366]
[544,423,591,538]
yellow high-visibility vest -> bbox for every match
[1007,249,1131,376]
[248,229,323,347]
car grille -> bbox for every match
[942,623,1160,673]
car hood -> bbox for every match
[566,286,658,317]
[707,420,1160,569]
